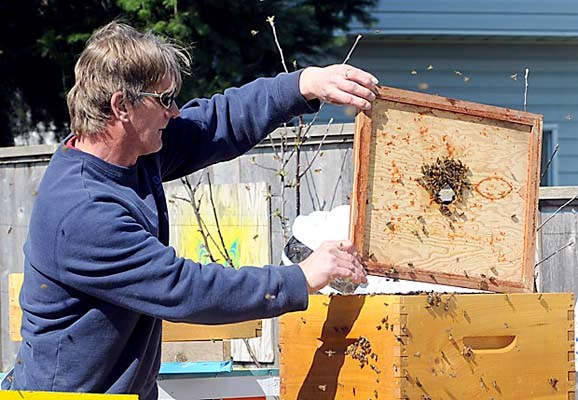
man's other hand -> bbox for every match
[298,240,368,294]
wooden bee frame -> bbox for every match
[351,87,543,293]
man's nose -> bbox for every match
[168,101,180,118]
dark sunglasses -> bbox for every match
[139,89,177,109]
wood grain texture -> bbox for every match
[539,202,578,294]
[351,87,543,292]
[161,340,230,363]
[8,273,23,341]
[162,320,262,342]
[400,293,574,400]
[279,293,575,400]
[351,111,373,245]
[280,295,401,400]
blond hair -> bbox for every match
[66,21,190,136]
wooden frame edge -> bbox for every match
[350,110,373,254]
[376,85,541,125]
[522,116,543,292]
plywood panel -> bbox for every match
[162,320,262,342]
[167,182,271,270]
[161,341,231,363]
[8,273,23,341]
[352,87,542,292]
[166,182,270,357]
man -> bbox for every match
[2,21,376,399]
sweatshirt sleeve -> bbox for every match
[158,70,319,182]
[53,199,309,324]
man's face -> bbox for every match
[128,75,180,157]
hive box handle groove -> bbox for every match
[462,335,517,353]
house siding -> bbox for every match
[319,40,578,185]
[352,0,578,37]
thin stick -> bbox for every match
[329,126,349,210]
[206,173,234,267]
[536,192,578,231]
[181,176,217,263]
[180,176,233,264]
[298,120,332,179]
[267,131,279,159]
[283,117,332,168]
[242,338,262,368]
[523,68,529,112]
[540,143,559,183]
[173,193,229,263]
[343,35,362,65]
[266,16,288,73]
[295,119,303,215]
[535,239,575,267]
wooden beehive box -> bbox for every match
[351,87,543,292]
[279,293,575,400]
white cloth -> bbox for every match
[291,205,350,251]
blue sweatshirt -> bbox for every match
[2,71,316,399]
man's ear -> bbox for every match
[110,92,130,122]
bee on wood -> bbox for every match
[461,345,474,358]
[324,350,336,357]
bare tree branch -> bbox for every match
[206,172,234,267]
[181,176,216,263]
[298,119,332,179]
[523,68,529,112]
[536,192,578,232]
[540,143,559,183]
[342,34,363,65]
[535,238,575,267]
[266,16,288,73]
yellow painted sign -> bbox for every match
[0,390,137,399]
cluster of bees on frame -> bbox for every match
[418,156,471,219]
[345,335,380,372]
